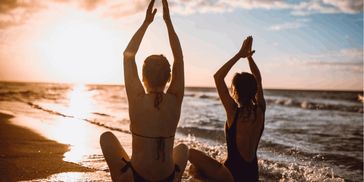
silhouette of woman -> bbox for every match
[100,0,187,181]
[188,36,266,182]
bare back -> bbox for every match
[128,93,181,179]
[234,106,265,162]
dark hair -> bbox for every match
[231,72,257,106]
[142,55,171,88]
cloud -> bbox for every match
[340,48,364,59]
[79,0,106,11]
[323,0,363,14]
[0,0,43,29]
[269,19,310,31]
[295,48,363,73]
[0,0,362,29]
[52,0,108,11]
[166,0,363,16]
[101,0,150,19]
[0,0,147,29]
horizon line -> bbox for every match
[0,80,362,92]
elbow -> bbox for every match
[213,73,218,80]
[213,73,223,82]
[253,75,262,83]
[123,50,135,59]
[213,72,221,80]
[123,50,130,57]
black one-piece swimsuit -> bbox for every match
[224,109,259,182]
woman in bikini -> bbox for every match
[188,36,266,182]
[100,0,187,181]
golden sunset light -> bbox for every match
[0,0,362,181]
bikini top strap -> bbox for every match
[131,131,175,139]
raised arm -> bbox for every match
[123,0,157,101]
[248,56,265,111]
[214,54,240,126]
[163,0,184,104]
[245,36,265,112]
[214,37,256,126]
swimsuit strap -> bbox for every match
[131,131,175,139]
[131,131,174,161]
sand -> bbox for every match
[0,112,94,181]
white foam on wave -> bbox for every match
[176,136,346,182]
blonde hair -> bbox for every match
[142,55,171,89]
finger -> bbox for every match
[247,37,252,49]
[242,40,247,49]
[148,0,155,12]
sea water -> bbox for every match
[0,82,362,181]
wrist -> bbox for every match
[235,53,243,58]
[142,20,151,26]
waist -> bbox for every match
[131,153,174,165]
[132,136,174,161]
[131,137,175,150]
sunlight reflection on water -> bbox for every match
[66,84,94,119]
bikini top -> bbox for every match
[131,131,175,162]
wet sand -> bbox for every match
[0,112,94,181]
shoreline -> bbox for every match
[0,111,94,181]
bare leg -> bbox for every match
[100,131,133,181]
[188,148,234,182]
[173,144,188,182]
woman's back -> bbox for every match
[129,93,181,179]
[224,107,264,181]
[234,107,264,161]
[100,1,187,181]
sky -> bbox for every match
[0,0,362,90]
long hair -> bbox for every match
[231,72,257,109]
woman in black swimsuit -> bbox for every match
[188,36,266,182]
[99,0,187,181]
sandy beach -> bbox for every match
[0,112,94,181]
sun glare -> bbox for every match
[36,10,122,84]
[67,84,94,118]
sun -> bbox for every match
[35,10,123,84]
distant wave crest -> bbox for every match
[266,98,363,113]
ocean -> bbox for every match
[0,82,362,181]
